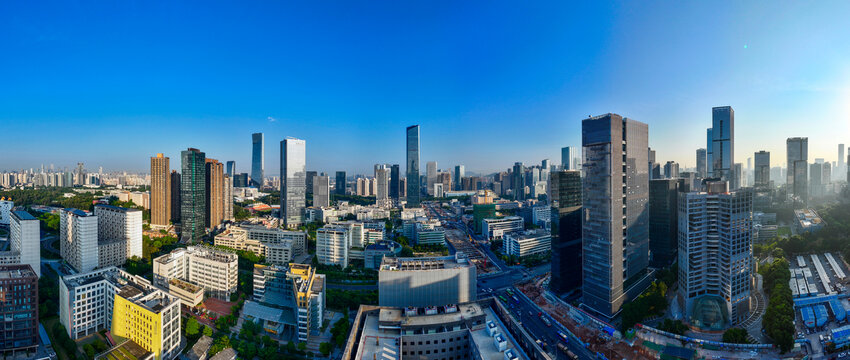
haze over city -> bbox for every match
[3,1,850,174]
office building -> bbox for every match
[406,125,421,207]
[706,128,714,176]
[251,132,264,188]
[472,204,496,234]
[787,137,809,203]
[390,164,400,200]
[426,161,437,196]
[281,138,306,228]
[233,173,248,188]
[204,159,224,229]
[754,151,770,187]
[503,229,551,258]
[481,216,523,240]
[0,199,11,226]
[170,170,181,223]
[549,170,582,296]
[94,205,143,268]
[664,161,679,179]
[378,254,476,308]
[150,153,171,226]
[696,148,707,178]
[512,162,525,200]
[226,160,235,177]
[733,163,743,190]
[454,165,465,191]
[316,226,349,268]
[839,144,845,182]
[153,246,238,300]
[305,171,317,195]
[342,300,526,360]
[59,267,181,360]
[679,181,752,328]
[711,106,734,182]
[335,171,347,196]
[0,265,38,355]
[251,263,326,342]
[649,179,679,268]
[581,113,649,318]
[60,208,99,273]
[562,146,578,170]
[313,175,331,208]
[223,175,233,221]
[181,148,207,243]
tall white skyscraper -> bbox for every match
[10,211,41,277]
[60,208,99,273]
[581,113,649,319]
[426,161,437,196]
[281,138,307,228]
[375,166,391,208]
[679,181,752,328]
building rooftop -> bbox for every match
[504,229,550,240]
[62,267,178,314]
[94,204,142,213]
[0,264,37,279]
[63,208,92,217]
[380,254,471,271]
[11,211,36,221]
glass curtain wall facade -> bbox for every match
[251,133,264,188]
[281,138,306,228]
[181,148,206,243]
[711,106,734,182]
[406,125,420,207]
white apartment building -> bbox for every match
[329,220,364,248]
[502,229,551,258]
[316,226,349,268]
[94,205,143,268]
[0,199,12,225]
[678,182,753,328]
[10,211,41,277]
[60,208,99,273]
[59,267,181,360]
[153,246,239,300]
[482,216,524,240]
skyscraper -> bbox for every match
[223,174,233,221]
[205,158,224,229]
[561,146,577,170]
[375,166,390,207]
[150,154,171,226]
[75,162,86,186]
[649,179,679,268]
[60,208,99,273]
[390,165,400,201]
[226,160,235,177]
[664,161,679,179]
[679,181,752,328]
[406,125,421,207]
[251,132,264,188]
[426,161,437,196]
[696,148,707,178]
[839,144,845,182]
[305,171,318,195]
[512,162,525,200]
[454,165,465,191]
[181,148,206,243]
[313,175,330,208]
[581,113,649,318]
[648,147,656,180]
[541,159,550,171]
[711,106,734,181]
[549,170,582,297]
[706,128,714,176]
[786,137,808,203]
[170,170,181,224]
[10,211,40,277]
[281,138,306,228]
[754,151,770,187]
[335,171,347,196]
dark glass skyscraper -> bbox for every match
[181,148,206,243]
[305,171,317,195]
[335,171,346,195]
[512,162,525,200]
[406,125,420,207]
[170,170,181,223]
[251,132,264,188]
[711,106,734,182]
[754,151,770,187]
[696,148,707,179]
[226,160,235,177]
[581,113,649,319]
[454,165,465,191]
[390,165,400,200]
[787,137,808,203]
[649,179,679,268]
[549,170,582,297]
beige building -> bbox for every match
[166,278,204,307]
[205,159,224,229]
[153,246,238,300]
[214,225,306,265]
[150,153,171,226]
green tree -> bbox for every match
[298,342,307,351]
[185,317,201,337]
[83,344,95,359]
[203,325,214,337]
[722,328,750,344]
[319,342,332,356]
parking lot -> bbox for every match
[788,252,850,355]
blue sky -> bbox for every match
[2,1,850,175]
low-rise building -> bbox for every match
[482,216,523,240]
[502,229,551,258]
[153,246,238,300]
[166,278,204,307]
[250,263,326,342]
[794,209,826,234]
[59,267,181,360]
[364,241,402,269]
[379,254,476,308]
[214,225,306,265]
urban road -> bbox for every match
[425,203,591,360]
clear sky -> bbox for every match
[2,1,850,175]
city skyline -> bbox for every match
[3,2,850,174]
